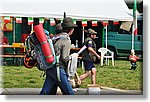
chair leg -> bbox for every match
[112,57,114,66]
[101,57,103,66]
[3,58,8,65]
[19,58,22,66]
[4,61,8,65]
[105,58,107,65]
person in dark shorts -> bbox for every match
[80,28,101,85]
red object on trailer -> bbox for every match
[33,24,54,64]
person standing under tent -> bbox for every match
[0,30,9,65]
[52,23,63,39]
[40,17,78,95]
[80,28,101,85]
[0,30,9,45]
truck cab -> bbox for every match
[104,15,143,59]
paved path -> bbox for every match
[1,87,142,95]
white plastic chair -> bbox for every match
[98,48,114,66]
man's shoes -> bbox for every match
[75,78,82,88]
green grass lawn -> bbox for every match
[2,59,143,90]
[77,59,143,90]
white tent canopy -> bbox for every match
[0,0,133,21]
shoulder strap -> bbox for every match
[52,38,60,45]
[52,35,68,44]
[25,36,32,55]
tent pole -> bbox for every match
[102,27,105,47]
[105,25,108,64]
[105,25,108,49]
[82,26,85,44]
[131,24,134,51]
[81,26,85,69]
[13,18,15,43]
[31,23,34,34]
[13,18,16,64]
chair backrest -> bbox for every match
[98,48,108,56]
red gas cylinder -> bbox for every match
[34,24,54,63]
